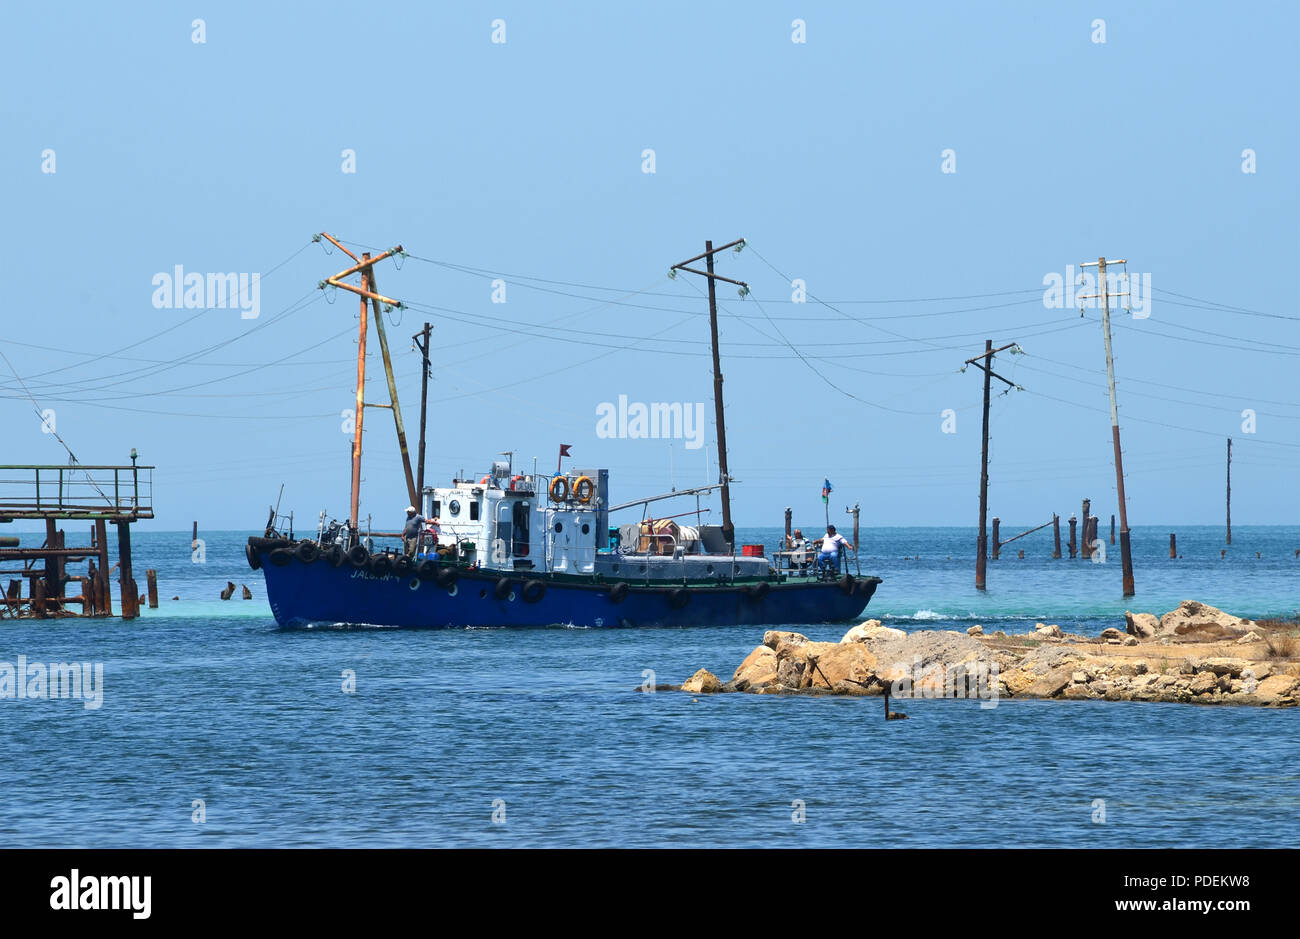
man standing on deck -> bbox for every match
[403,506,424,557]
[814,524,853,576]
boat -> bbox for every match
[245,234,880,628]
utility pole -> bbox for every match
[1226,436,1232,545]
[964,340,1016,590]
[413,322,433,496]
[671,238,747,551]
[1080,257,1135,596]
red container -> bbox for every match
[741,544,764,557]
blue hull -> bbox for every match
[248,540,879,629]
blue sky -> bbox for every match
[2,1,1296,531]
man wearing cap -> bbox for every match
[814,524,854,576]
[402,505,424,557]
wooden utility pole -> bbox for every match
[1226,437,1232,545]
[671,238,748,551]
[413,322,433,496]
[964,340,1016,590]
[1080,257,1135,596]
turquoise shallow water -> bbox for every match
[0,526,1295,847]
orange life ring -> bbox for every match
[572,475,594,504]
[549,476,570,502]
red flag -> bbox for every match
[559,444,572,458]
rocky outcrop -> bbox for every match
[677,602,1298,707]
[1157,601,1254,640]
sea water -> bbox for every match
[0,526,1295,847]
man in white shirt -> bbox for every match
[815,524,854,575]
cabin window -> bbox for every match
[470,501,480,521]
[554,522,563,533]
[431,500,441,518]
[448,499,461,517]
[512,502,530,557]
[581,523,590,535]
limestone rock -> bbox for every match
[1099,627,1125,641]
[807,643,879,689]
[763,630,809,650]
[776,656,808,689]
[1237,631,1263,644]
[967,625,984,636]
[841,620,906,643]
[1158,600,1252,640]
[1123,636,1139,646]
[733,645,778,686]
[1125,611,1159,639]
[1189,672,1218,695]
[682,669,722,694]
[1022,667,1074,699]
[1197,657,1252,678]
[1252,674,1299,704]
[1034,623,1063,639]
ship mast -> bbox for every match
[671,238,747,551]
[318,233,414,532]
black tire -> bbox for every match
[369,554,392,576]
[436,566,459,589]
[245,543,262,571]
[417,559,439,581]
[493,578,513,601]
[347,545,369,569]
[269,548,293,567]
[609,582,629,603]
[746,580,770,600]
[839,574,855,595]
[295,541,320,564]
[393,555,414,575]
[667,588,690,610]
[522,579,546,603]
[323,545,344,567]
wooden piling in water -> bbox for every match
[146,569,158,609]
[1169,533,1176,559]
[1068,515,1078,558]
[1110,514,1116,545]
[1052,514,1061,559]
[991,517,1000,559]
[1080,499,1092,558]
[1089,516,1100,555]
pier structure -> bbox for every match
[0,462,153,620]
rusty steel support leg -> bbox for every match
[117,520,138,620]
[95,519,113,617]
